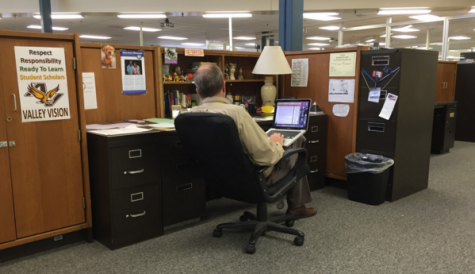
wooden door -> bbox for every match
[0,37,85,238]
[435,62,457,103]
[444,63,457,101]
[0,85,16,244]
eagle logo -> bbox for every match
[25,83,63,107]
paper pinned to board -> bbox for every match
[82,72,98,109]
[368,87,381,103]
[291,59,309,87]
[332,104,350,117]
[379,93,398,120]
[328,79,355,103]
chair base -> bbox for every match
[212,203,305,254]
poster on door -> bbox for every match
[14,46,71,122]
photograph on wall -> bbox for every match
[164,47,178,64]
[120,50,146,95]
[101,45,116,69]
[242,95,256,107]
[14,46,71,122]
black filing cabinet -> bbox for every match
[87,132,163,250]
[304,113,328,190]
[454,63,475,142]
[431,102,457,154]
[357,49,438,201]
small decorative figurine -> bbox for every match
[168,75,173,81]
[163,74,166,81]
[179,75,186,82]
[238,67,244,80]
[187,73,194,81]
[229,63,236,80]
[173,72,179,82]
[175,66,182,75]
[224,65,230,80]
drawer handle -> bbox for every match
[126,211,146,218]
[175,141,184,147]
[177,183,193,191]
[311,126,318,133]
[176,162,194,170]
[125,169,145,175]
[308,140,319,144]
[131,192,144,202]
[310,169,319,173]
[310,156,317,162]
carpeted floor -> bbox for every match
[1,141,475,274]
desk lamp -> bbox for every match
[252,46,292,107]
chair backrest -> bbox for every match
[175,113,265,204]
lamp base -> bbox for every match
[261,76,276,107]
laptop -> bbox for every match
[266,99,311,147]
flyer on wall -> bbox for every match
[14,46,71,122]
[121,50,146,95]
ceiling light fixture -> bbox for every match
[157,36,188,40]
[234,36,256,40]
[366,39,375,43]
[469,8,475,13]
[245,43,256,46]
[308,42,330,46]
[181,42,205,46]
[79,35,111,40]
[377,8,431,15]
[203,13,252,18]
[409,14,443,21]
[303,12,341,21]
[306,36,330,41]
[118,13,167,19]
[392,25,420,32]
[34,13,83,19]
[124,27,161,32]
[449,36,471,40]
[308,47,322,50]
[319,26,341,30]
[27,25,68,31]
[392,35,417,39]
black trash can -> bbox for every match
[345,153,394,205]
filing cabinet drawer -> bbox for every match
[162,172,206,226]
[162,156,199,183]
[358,86,400,121]
[356,119,397,154]
[109,144,160,190]
[111,184,161,235]
[161,135,190,160]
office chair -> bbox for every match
[175,113,310,254]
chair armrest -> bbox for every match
[257,148,309,203]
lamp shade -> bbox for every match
[252,46,292,75]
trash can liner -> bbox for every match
[345,153,394,174]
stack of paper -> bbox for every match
[89,125,152,136]
[86,123,135,130]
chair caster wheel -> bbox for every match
[245,244,256,254]
[285,220,295,227]
[294,236,304,246]
[239,215,248,222]
[213,229,223,238]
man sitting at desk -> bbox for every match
[190,64,316,218]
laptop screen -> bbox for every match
[273,99,311,130]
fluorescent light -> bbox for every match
[377,8,431,15]
[410,14,443,21]
[79,35,111,40]
[449,36,471,40]
[469,8,475,13]
[203,13,252,18]
[118,14,166,19]
[392,35,417,39]
[319,26,340,30]
[181,43,204,46]
[308,47,322,50]
[34,13,83,19]
[380,42,386,46]
[306,36,330,41]
[245,43,256,46]
[124,27,161,32]
[27,25,68,31]
[157,36,188,40]
[366,39,375,43]
[380,34,392,37]
[392,25,420,32]
[234,36,256,40]
[308,42,330,46]
[304,12,341,21]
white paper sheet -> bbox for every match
[86,123,135,130]
[379,93,398,120]
[332,104,350,117]
[291,59,309,87]
[328,79,355,103]
[329,52,357,77]
[368,87,381,103]
[143,123,175,128]
[89,125,151,136]
[82,72,98,109]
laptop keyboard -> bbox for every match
[267,130,300,139]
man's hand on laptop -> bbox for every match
[269,133,284,146]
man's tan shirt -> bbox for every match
[189,96,284,177]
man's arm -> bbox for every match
[236,110,284,167]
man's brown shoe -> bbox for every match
[286,206,317,218]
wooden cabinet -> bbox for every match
[0,31,91,251]
[435,61,457,103]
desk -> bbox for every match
[87,113,327,249]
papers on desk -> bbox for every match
[143,123,175,128]
[86,123,135,130]
[145,118,175,124]
[89,125,152,136]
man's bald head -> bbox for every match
[194,63,224,98]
